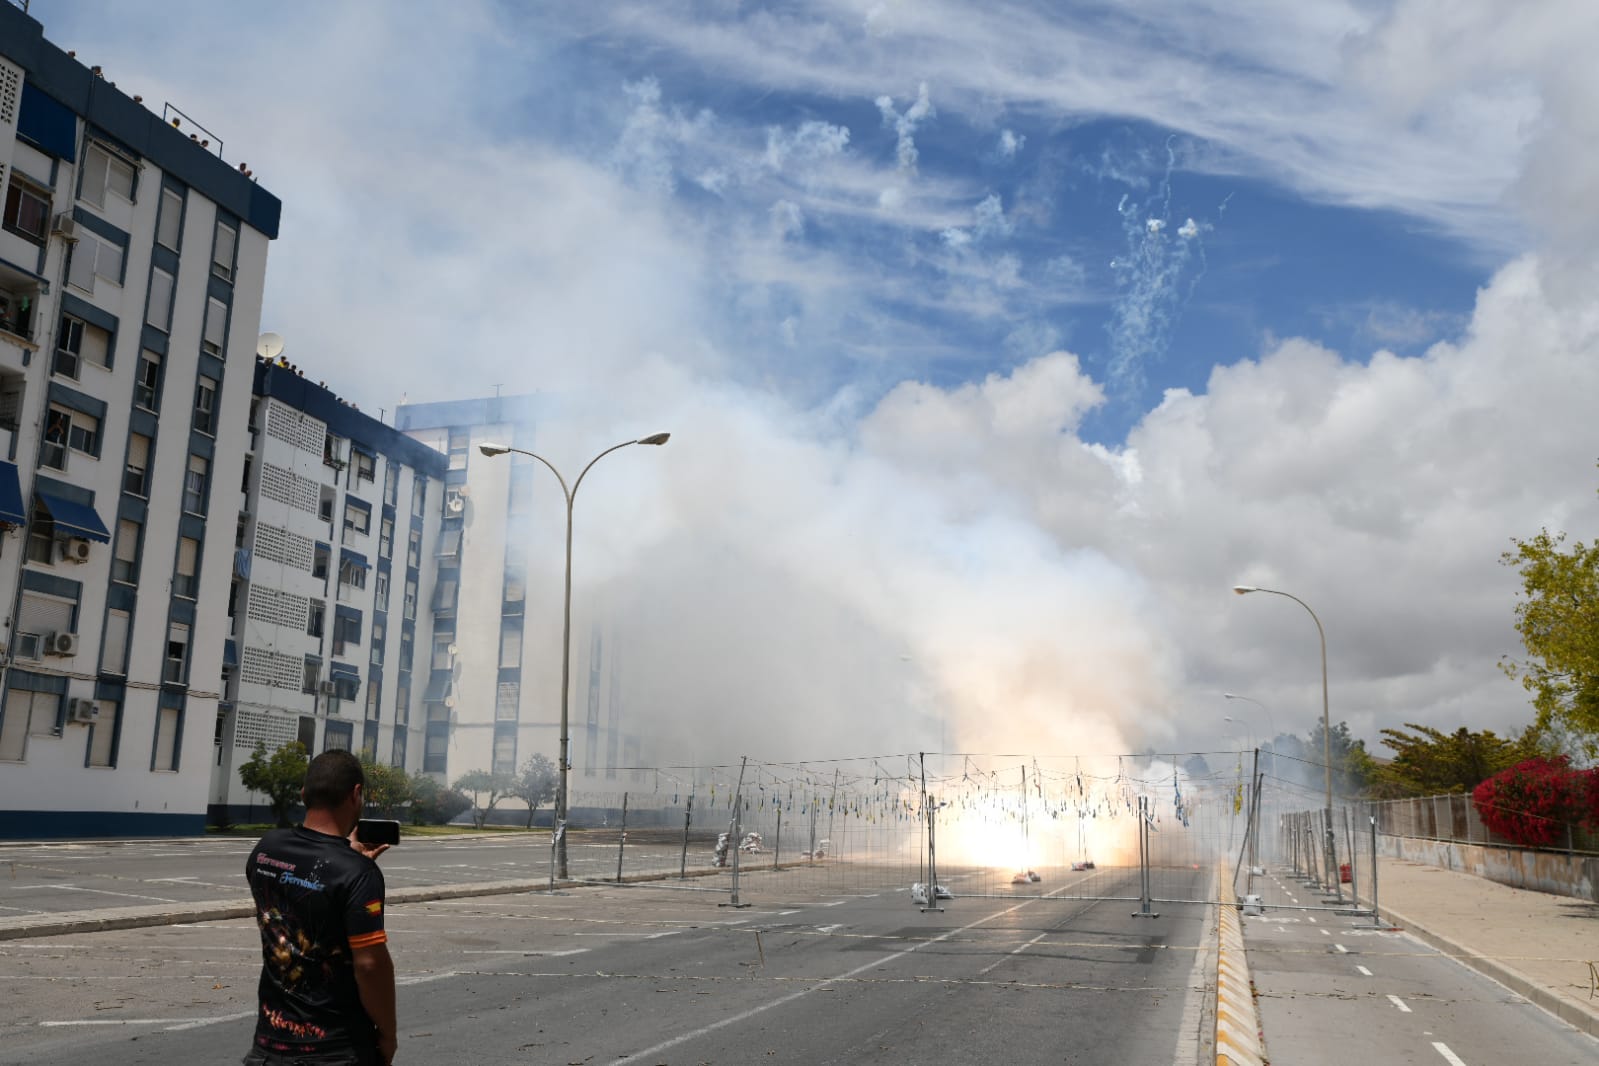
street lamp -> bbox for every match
[1223,692,1276,745]
[480,433,670,878]
[1231,584,1341,900]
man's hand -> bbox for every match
[347,827,390,861]
[376,1029,398,1064]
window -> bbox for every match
[228,579,241,618]
[375,569,390,603]
[354,451,374,483]
[124,433,151,496]
[0,285,38,340]
[152,705,181,771]
[26,505,55,564]
[432,635,452,671]
[423,724,447,773]
[319,486,335,523]
[496,682,519,721]
[81,143,137,208]
[194,375,218,434]
[112,518,141,583]
[334,611,361,654]
[383,464,398,506]
[447,430,469,471]
[312,544,330,581]
[135,350,162,410]
[365,679,381,721]
[391,731,407,768]
[174,537,199,599]
[499,623,522,669]
[492,724,516,775]
[183,454,208,514]
[302,657,322,695]
[399,628,413,665]
[164,623,190,685]
[68,411,99,456]
[102,608,131,675]
[407,529,421,568]
[403,577,417,620]
[156,187,183,250]
[2,177,50,244]
[201,297,227,355]
[145,267,174,330]
[437,526,461,558]
[343,503,370,537]
[68,234,124,293]
[412,479,426,517]
[308,600,325,638]
[0,689,61,761]
[40,406,69,470]
[54,315,110,378]
[370,620,385,665]
[212,221,237,281]
[503,565,526,611]
[339,557,367,593]
[87,700,120,767]
[378,516,394,557]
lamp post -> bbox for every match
[1225,692,1275,873]
[1232,584,1341,900]
[1223,692,1275,745]
[480,433,670,879]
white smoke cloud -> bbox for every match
[876,82,936,174]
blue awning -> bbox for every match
[340,548,369,571]
[329,661,360,681]
[36,492,110,542]
[0,462,24,526]
[222,639,238,668]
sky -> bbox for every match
[44,1,1599,773]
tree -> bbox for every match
[360,758,414,818]
[453,769,517,829]
[1501,519,1599,756]
[1370,723,1543,798]
[409,775,473,826]
[1304,720,1375,798]
[510,754,558,828]
[238,741,309,827]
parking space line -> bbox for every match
[1432,1042,1468,1066]
[1387,994,1412,1013]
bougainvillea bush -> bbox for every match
[1470,756,1595,848]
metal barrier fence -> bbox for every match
[1365,791,1599,856]
[548,752,1253,910]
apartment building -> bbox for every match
[210,359,444,823]
[394,397,645,796]
[0,4,279,836]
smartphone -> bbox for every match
[356,819,401,847]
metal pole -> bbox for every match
[774,807,782,870]
[921,752,942,912]
[615,792,628,882]
[722,756,750,909]
[679,793,693,879]
[826,768,839,858]
[1369,813,1380,927]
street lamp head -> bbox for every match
[479,442,511,457]
[1231,585,1258,595]
[636,432,671,446]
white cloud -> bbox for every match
[997,128,1025,160]
[876,82,936,174]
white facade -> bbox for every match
[395,399,645,802]
[0,6,280,836]
[211,362,444,820]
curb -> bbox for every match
[1215,873,1267,1066]
[1378,900,1599,1040]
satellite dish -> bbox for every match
[257,332,285,360]
[447,643,458,657]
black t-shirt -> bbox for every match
[246,826,387,1054]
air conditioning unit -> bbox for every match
[445,491,465,514]
[318,680,336,696]
[69,698,99,724]
[58,537,92,563]
[52,213,79,241]
[47,631,79,656]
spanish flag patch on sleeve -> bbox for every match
[363,899,383,916]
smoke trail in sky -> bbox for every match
[1104,141,1211,402]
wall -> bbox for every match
[1378,833,1599,903]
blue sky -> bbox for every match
[46,1,1599,763]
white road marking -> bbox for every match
[1356,965,1373,976]
[45,884,181,903]
[463,949,587,957]
[978,931,1050,976]
[1387,994,1412,1013]
[1306,916,1317,923]
[1333,944,1348,953]
[777,910,799,916]
[1320,929,1330,936]
[164,1010,255,1032]
[816,924,842,934]
[1432,1042,1468,1066]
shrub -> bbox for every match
[409,774,472,826]
[1471,756,1587,847]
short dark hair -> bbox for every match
[302,750,365,811]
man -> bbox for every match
[245,750,397,1065]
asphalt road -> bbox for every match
[0,833,700,916]
[1244,867,1599,1066]
[0,864,1213,1065]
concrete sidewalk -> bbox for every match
[1368,855,1599,1038]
